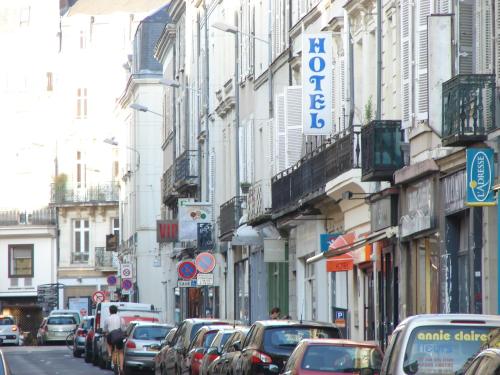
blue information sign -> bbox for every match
[466,148,496,206]
[320,233,341,252]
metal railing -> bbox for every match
[247,180,272,223]
[71,252,89,264]
[162,165,176,204]
[175,150,198,189]
[219,196,246,240]
[51,182,120,204]
[361,120,404,182]
[271,126,361,213]
[0,208,56,226]
[442,74,496,146]
[95,247,115,268]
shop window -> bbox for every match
[412,237,440,314]
[9,245,34,278]
[304,255,317,321]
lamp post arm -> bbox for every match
[126,146,140,169]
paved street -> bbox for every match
[1,346,110,375]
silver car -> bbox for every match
[124,323,173,373]
[0,316,19,346]
[42,315,77,343]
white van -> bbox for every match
[93,302,161,369]
[381,314,500,374]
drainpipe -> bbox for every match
[376,0,382,121]
[347,14,355,129]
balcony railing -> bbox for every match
[95,247,116,269]
[361,120,404,182]
[162,165,177,204]
[51,182,119,205]
[174,150,198,192]
[247,180,272,224]
[71,252,89,264]
[442,74,496,147]
[272,126,361,213]
[0,208,56,226]
[219,196,246,240]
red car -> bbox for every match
[281,339,383,375]
[187,325,232,375]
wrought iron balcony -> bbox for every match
[71,252,89,264]
[219,196,246,240]
[174,150,198,193]
[361,120,404,182]
[0,208,56,226]
[442,74,496,147]
[95,247,116,270]
[162,165,177,205]
[272,126,361,214]
[247,180,272,224]
[51,182,119,206]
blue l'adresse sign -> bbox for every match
[320,233,340,252]
[466,148,496,206]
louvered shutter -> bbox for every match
[332,61,336,134]
[416,0,430,122]
[285,86,303,167]
[401,0,412,129]
[268,118,276,177]
[457,0,474,74]
[437,0,451,13]
[246,119,254,183]
[276,94,286,172]
[497,0,500,85]
[340,57,346,132]
[475,0,492,73]
[239,121,248,183]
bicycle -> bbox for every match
[110,344,123,375]
[66,331,75,352]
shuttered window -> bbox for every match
[457,0,474,74]
[284,86,303,167]
[400,0,412,128]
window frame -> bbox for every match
[8,244,34,278]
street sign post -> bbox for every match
[195,252,216,273]
[92,291,106,304]
[122,279,133,291]
[107,275,118,286]
[177,260,197,280]
[197,273,214,286]
[178,280,197,288]
[121,264,133,279]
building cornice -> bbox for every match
[168,0,186,23]
[118,74,163,109]
[154,24,176,63]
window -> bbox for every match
[46,72,53,91]
[76,88,87,119]
[79,30,86,49]
[9,245,34,278]
[76,151,83,188]
[73,219,89,263]
[112,218,119,238]
[304,256,317,320]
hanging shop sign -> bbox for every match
[400,178,435,238]
[370,195,398,232]
[178,199,213,241]
[302,33,332,135]
[442,169,466,215]
[157,220,179,243]
[197,223,214,251]
[466,148,496,206]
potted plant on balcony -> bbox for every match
[240,181,251,194]
[54,173,68,202]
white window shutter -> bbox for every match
[268,118,276,176]
[210,147,215,207]
[457,0,474,74]
[401,0,412,129]
[340,57,346,131]
[475,0,492,74]
[416,0,430,122]
[285,86,303,167]
[276,94,286,172]
[239,121,248,184]
[437,0,451,13]
[246,119,254,183]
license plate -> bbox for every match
[0,336,6,339]
[147,347,158,352]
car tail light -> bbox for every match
[11,325,18,332]
[126,340,136,349]
[251,350,272,364]
[95,314,100,329]
[208,354,219,363]
[193,352,204,362]
[77,329,86,337]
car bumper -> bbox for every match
[75,337,86,350]
[0,335,19,345]
[125,353,156,370]
[45,332,71,341]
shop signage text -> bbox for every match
[401,179,434,237]
[442,170,466,214]
[156,220,179,243]
[466,148,496,206]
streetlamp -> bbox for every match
[129,103,163,118]
[103,137,140,170]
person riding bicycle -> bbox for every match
[103,305,126,373]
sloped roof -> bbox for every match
[67,0,169,16]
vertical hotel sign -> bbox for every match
[466,148,496,206]
[302,33,332,135]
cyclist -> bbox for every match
[103,305,126,373]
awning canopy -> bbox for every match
[307,226,398,266]
[326,232,356,272]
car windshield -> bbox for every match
[202,331,218,349]
[302,345,382,372]
[0,318,14,325]
[83,319,93,330]
[263,327,341,356]
[133,326,170,341]
[403,325,498,374]
[48,317,76,325]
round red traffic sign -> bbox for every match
[177,261,197,280]
[195,252,216,274]
[92,290,105,304]
[122,279,133,290]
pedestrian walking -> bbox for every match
[270,307,281,319]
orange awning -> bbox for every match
[352,233,372,264]
[326,232,356,272]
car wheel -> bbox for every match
[84,349,92,363]
[99,353,107,369]
[73,349,81,358]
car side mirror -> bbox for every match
[233,340,242,351]
[403,361,419,375]
[206,346,219,356]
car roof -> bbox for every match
[301,338,381,348]
[132,322,173,328]
[254,320,338,328]
[0,316,14,319]
[48,315,77,319]
[397,314,500,330]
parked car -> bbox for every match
[36,318,48,346]
[0,316,20,346]
[39,315,78,344]
[380,314,500,375]
[460,348,500,375]
[123,322,173,375]
[0,349,12,375]
[281,339,383,374]
[187,325,236,375]
[161,319,231,375]
[233,320,341,375]
[92,302,161,369]
[73,316,94,358]
[154,327,178,375]
[204,327,250,375]
[84,316,96,363]
[49,309,82,325]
